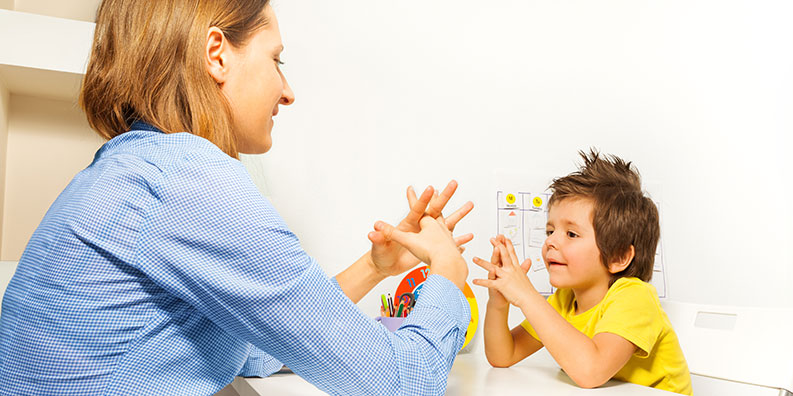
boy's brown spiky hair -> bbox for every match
[548,149,660,284]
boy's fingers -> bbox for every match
[505,238,520,269]
[497,244,514,269]
[520,258,532,274]
[472,256,495,272]
[490,242,501,266]
[472,278,496,289]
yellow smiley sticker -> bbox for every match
[532,196,543,208]
[506,193,516,205]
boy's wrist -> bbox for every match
[514,288,542,311]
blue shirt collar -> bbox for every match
[129,120,164,134]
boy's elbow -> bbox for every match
[568,368,611,389]
[485,353,514,368]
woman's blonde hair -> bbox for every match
[80,0,271,157]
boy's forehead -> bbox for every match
[548,197,595,224]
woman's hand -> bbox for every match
[472,237,535,307]
[368,180,473,277]
[373,214,469,289]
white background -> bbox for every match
[4,0,791,346]
[249,0,793,328]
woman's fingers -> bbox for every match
[404,186,434,226]
[426,180,458,218]
[374,220,413,247]
[406,185,418,207]
[444,201,474,231]
[367,231,386,245]
[454,233,474,247]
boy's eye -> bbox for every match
[545,230,553,237]
[567,231,578,238]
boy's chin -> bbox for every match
[548,274,575,289]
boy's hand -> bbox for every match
[368,181,474,277]
[474,236,512,308]
[374,214,469,289]
[472,237,535,307]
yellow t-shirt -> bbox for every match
[520,277,693,395]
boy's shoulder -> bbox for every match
[609,277,657,295]
[600,277,664,317]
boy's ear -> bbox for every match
[607,245,635,274]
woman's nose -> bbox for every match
[280,77,295,106]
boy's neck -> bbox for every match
[572,280,611,314]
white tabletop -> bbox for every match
[233,349,676,395]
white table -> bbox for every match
[230,349,677,395]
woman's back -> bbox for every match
[0,125,262,395]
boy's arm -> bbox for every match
[483,300,543,367]
[518,292,636,388]
[479,240,543,367]
[474,239,636,388]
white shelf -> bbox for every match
[0,9,94,100]
[0,9,98,260]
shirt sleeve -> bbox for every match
[593,282,663,358]
[237,346,284,378]
[134,155,470,395]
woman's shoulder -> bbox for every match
[99,128,233,168]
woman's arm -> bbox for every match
[335,181,473,303]
[137,159,471,395]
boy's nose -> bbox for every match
[544,233,558,250]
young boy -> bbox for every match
[473,150,692,395]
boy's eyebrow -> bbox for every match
[547,219,582,228]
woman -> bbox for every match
[0,1,474,395]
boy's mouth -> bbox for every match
[547,258,567,266]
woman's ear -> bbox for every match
[608,245,635,274]
[206,26,229,84]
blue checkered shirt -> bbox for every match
[0,122,470,395]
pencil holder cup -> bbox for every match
[375,316,406,332]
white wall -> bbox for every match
[13,0,100,22]
[246,0,793,322]
[1,95,103,260]
[0,83,8,255]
